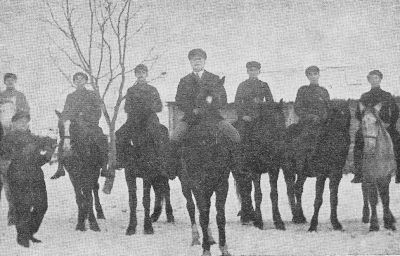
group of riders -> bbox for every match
[1,48,400,248]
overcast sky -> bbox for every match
[0,0,399,131]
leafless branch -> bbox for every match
[47,48,75,88]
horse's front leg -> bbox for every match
[294,174,307,224]
[69,171,86,231]
[329,173,343,230]
[269,168,285,230]
[151,178,163,223]
[163,178,175,223]
[179,175,200,245]
[253,174,263,230]
[283,158,297,221]
[125,168,137,235]
[193,188,212,256]
[143,178,154,234]
[377,177,396,231]
[361,182,370,223]
[366,182,379,231]
[84,174,100,232]
[308,175,326,232]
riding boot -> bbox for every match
[351,129,363,183]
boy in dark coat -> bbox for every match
[1,111,56,247]
[352,70,400,183]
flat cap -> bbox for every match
[134,64,148,73]
[188,48,207,60]
[246,61,261,70]
[367,70,383,79]
[305,66,320,75]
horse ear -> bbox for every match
[55,110,62,118]
[359,102,365,113]
[374,102,382,113]
[220,76,225,86]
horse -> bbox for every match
[0,98,15,225]
[283,99,351,231]
[116,109,171,235]
[179,77,233,256]
[55,110,106,231]
[358,102,396,231]
[233,100,286,230]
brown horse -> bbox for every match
[359,102,396,231]
[55,110,106,231]
[283,100,351,231]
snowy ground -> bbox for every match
[1,164,400,256]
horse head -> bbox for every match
[196,76,225,115]
[359,102,385,151]
[325,100,351,131]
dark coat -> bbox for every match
[175,70,227,123]
[294,84,330,121]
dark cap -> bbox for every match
[367,70,383,79]
[305,66,320,75]
[72,72,88,81]
[188,48,207,60]
[246,61,261,70]
[11,111,30,122]
[4,73,17,82]
[134,64,148,73]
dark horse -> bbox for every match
[358,102,396,231]
[116,110,170,235]
[283,100,351,231]
[55,110,106,231]
[233,100,286,230]
[179,77,233,256]
[150,175,174,223]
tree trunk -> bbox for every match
[103,125,117,194]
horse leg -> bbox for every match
[366,182,379,231]
[125,169,137,235]
[143,178,154,234]
[308,175,326,232]
[252,174,263,230]
[361,182,370,223]
[216,179,231,256]
[329,174,343,231]
[2,175,15,226]
[269,168,285,230]
[84,179,100,232]
[69,172,86,231]
[164,179,174,223]
[194,189,212,256]
[150,178,163,223]
[232,171,254,225]
[293,174,307,223]
[377,177,396,231]
[179,176,200,246]
[283,169,297,223]
[93,182,105,219]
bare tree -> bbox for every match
[43,0,164,193]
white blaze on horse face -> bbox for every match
[206,96,213,104]
[362,110,379,150]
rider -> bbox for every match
[233,61,274,224]
[52,72,108,178]
[166,49,240,177]
[352,70,400,183]
[0,73,30,133]
[115,64,164,168]
[0,111,54,247]
[292,66,330,164]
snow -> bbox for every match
[1,164,400,256]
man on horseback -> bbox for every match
[352,70,400,183]
[292,66,330,169]
[233,61,275,224]
[52,72,108,178]
[167,48,240,176]
[116,64,164,168]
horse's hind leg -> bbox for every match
[366,182,379,231]
[143,179,154,234]
[125,169,137,235]
[378,177,396,231]
[2,175,15,226]
[232,171,254,224]
[194,189,213,255]
[269,168,285,230]
[361,182,370,223]
[253,174,263,230]
[84,184,100,232]
[151,178,163,223]
[163,178,175,223]
[69,173,86,231]
[309,175,326,232]
[283,169,297,223]
[216,179,231,256]
[329,174,343,230]
[93,182,105,219]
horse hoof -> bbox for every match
[90,223,101,232]
[332,222,343,231]
[75,224,86,231]
[125,227,136,236]
[384,223,396,231]
[254,220,264,230]
[201,250,212,256]
[274,221,285,231]
[369,225,380,232]
[143,227,154,235]
[308,226,317,232]
[292,217,307,224]
[191,238,201,246]
[167,214,175,223]
[362,217,369,224]
[151,209,161,223]
[97,212,106,219]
